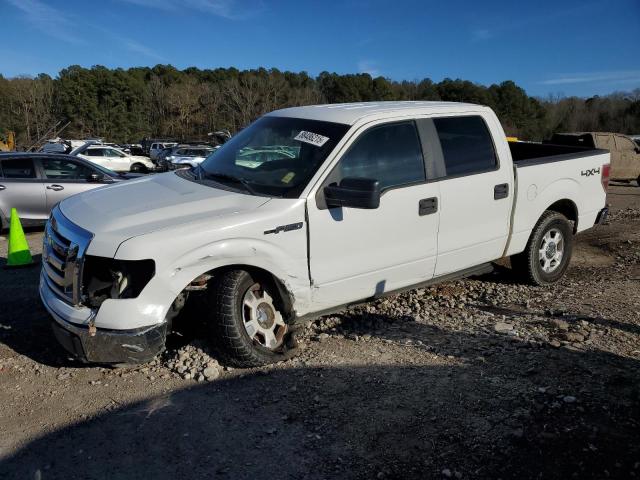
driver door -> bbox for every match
[105,148,131,172]
[307,120,440,308]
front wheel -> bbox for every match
[511,211,574,286]
[205,270,295,367]
[130,163,148,173]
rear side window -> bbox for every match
[434,116,497,177]
[1,159,36,179]
[337,121,425,190]
[86,148,104,157]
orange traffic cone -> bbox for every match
[5,208,34,268]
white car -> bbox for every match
[40,101,609,368]
[72,144,155,173]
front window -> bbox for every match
[335,121,425,190]
[106,149,126,158]
[41,159,94,180]
[198,116,350,197]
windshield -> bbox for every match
[198,116,350,197]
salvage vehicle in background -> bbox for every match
[71,143,155,173]
[0,152,136,230]
[164,145,216,169]
[41,139,87,154]
[545,132,640,185]
[39,101,609,368]
[150,142,177,160]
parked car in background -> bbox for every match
[631,135,640,147]
[150,142,177,160]
[71,143,155,173]
[545,132,640,185]
[0,153,136,230]
[41,139,87,154]
[157,145,215,170]
[121,144,146,156]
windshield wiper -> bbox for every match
[202,171,258,195]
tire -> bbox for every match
[205,269,296,367]
[130,163,147,173]
[511,211,574,286]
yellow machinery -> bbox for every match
[0,131,16,151]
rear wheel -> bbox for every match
[205,270,295,367]
[511,211,574,286]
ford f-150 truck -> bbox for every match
[39,102,610,367]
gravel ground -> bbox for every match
[0,183,638,479]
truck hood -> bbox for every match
[59,172,270,257]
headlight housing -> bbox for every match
[83,256,155,308]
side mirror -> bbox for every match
[324,177,380,209]
[87,172,104,182]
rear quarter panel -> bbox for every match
[506,151,609,256]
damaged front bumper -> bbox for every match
[40,272,166,364]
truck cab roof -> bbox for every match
[267,101,486,125]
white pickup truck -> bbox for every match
[39,102,610,367]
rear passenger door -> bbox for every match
[104,148,131,172]
[0,158,47,224]
[37,158,103,211]
[426,115,512,276]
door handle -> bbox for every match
[419,197,438,216]
[494,183,509,200]
[46,184,64,191]
[0,185,5,191]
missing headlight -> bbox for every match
[83,256,155,308]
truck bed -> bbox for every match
[509,141,607,167]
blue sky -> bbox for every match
[2,0,639,98]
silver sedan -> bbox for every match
[0,153,135,230]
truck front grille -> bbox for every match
[42,207,93,305]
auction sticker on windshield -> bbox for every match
[294,131,329,147]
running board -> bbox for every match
[368,263,494,301]
[293,263,494,324]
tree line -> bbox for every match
[1,65,639,148]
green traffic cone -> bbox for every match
[5,208,33,267]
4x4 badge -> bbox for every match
[581,168,600,177]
